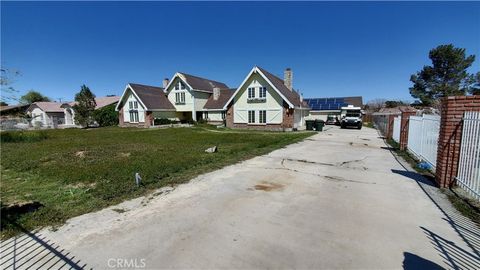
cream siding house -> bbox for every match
[163,73,229,121]
[116,67,310,130]
[115,83,175,128]
[224,66,310,131]
[116,73,230,127]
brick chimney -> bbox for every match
[284,68,293,91]
[162,78,169,89]
[213,87,221,100]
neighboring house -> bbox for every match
[116,73,232,127]
[304,96,363,121]
[224,66,310,131]
[377,106,417,114]
[26,96,120,128]
[0,104,31,130]
[27,102,67,128]
[0,104,29,118]
[61,95,120,126]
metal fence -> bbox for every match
[456,111,480,200]
[407,114,440,168]
[372,113,400,136]
[392,116,401,142]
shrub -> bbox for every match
[154,118,173,125]
[1,130,48,143]
[92,104,118,127]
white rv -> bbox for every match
[340,105,363,129]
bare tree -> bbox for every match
[1,68,21,103]
[365,98,387,112]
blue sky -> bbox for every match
[1,1,479,103]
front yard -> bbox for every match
[1,126,313,238]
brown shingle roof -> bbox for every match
[129,83,175,110]
[203,89,235,110]
[256,67,307,108]
[340,96,363,107]
[178,73,229,92]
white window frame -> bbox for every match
[259,110,266,124]
[175,92,186,104]
[248,87,255,99]
[248,110,255,124]
[259,87,267,98]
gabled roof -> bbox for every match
[203,89,235,110]
[165,72,229,93]
[256,67,307,108]
[28,102,65,113]
[62,96,120,110]
[116,83,175,111]
[224,66,309,109]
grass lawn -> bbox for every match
[1,126,313,238]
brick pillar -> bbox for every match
[386,114,396,139]
[399,110,416,150]
[435,96,480,187]
[118,109,124,127]
[145,111,153,128]
[226,104,234,128]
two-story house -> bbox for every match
[224,66,310,131]
[115,73,232,127]
[115,66,310,130]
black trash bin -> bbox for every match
[306,120,315,130]
[315,120,325,131]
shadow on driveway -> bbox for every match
[382,133,480,269]
[0,221,89,270]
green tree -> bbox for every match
[0,101,8,106]
[410,44,477,106]
[465,72,480,95]
[385,100,408,108]
[73,85,96,127]
[20,90,51,104]
[92,103,118,127]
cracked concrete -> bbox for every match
[8,126,478,269]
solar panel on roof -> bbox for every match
[305,98,351,111]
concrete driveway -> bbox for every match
[2,126,479,269]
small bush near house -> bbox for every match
[92,104,118,127]
[154,118,174,125]
[0,130,48,143]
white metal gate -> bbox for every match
[456,111,480,200]
[392,116,401,142]
[407,114,440,168]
